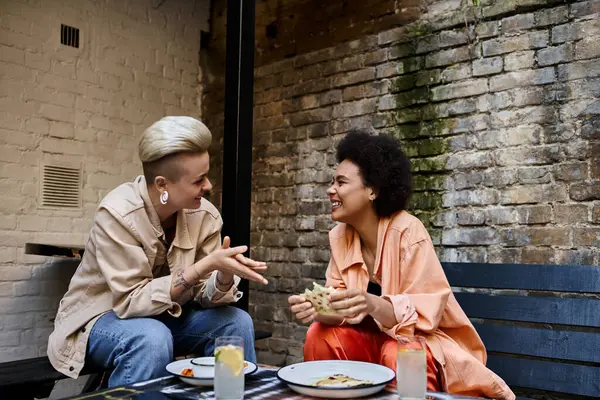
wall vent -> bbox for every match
[41,165,82,208]
[60,24,80,48]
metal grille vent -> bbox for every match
[60,24,80,48]
[41,165,82,208]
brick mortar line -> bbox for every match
[423,0,583,34]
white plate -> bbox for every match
[277,360,395,399]
[165,357,257,387]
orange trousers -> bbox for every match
[304,319,442,391]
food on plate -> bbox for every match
[302,282,336,315]
[312,373,374,387]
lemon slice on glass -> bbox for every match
[215,345,244,376]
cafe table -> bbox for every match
[61,365,480,400]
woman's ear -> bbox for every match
[368,188,378,202]
[154,175,167,192]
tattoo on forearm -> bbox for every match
[174,270,193,291]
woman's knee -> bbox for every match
[305,322,326,347]
[227,307,254,338]
[231,307,254,331]
[304,322,347,359]
[210,306,255,337]
[304,322,384,362]
[305,322,360,345]
[125,319,173,361]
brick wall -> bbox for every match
[0,0,209,362]
[203,0,600,366]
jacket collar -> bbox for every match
[136,176,194,250]
[333,216,393,275]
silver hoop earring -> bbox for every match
[160,191,169,205]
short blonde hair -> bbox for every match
[139,116,212,182]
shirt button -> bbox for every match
[69,366,74,371]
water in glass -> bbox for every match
[214,336,244,400]
[397,336,427,400]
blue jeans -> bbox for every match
[86,305,256,387]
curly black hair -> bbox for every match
[336,130,412,217]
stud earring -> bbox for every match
[160,191,169,205]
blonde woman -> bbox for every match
[48,117,268,387]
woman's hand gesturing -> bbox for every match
[195,236,268,285]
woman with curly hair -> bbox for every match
[288,130,515,399]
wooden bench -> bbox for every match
[0,243,272,399]
[441,262,600,399]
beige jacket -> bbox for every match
[327,211,515,400]
[48,176,241,378]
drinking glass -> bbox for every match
[214,336,244,400]
[397,335,427,399]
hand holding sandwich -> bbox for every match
[329,288,397,328]
[289,283,398,328]
[288,283,344,326]
[288,294,317,324]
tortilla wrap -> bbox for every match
[302,282,336,315]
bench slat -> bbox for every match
[455,292,600,327]
[473,322,600,363]
[487,354,600,397]
[0,356,107,387]
[0,357,62,386]
[443,262,600,293]
[0,330,272,388]
[255,330,272,340]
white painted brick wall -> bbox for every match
[0,0,210,362]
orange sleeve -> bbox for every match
[382,239,451,336]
